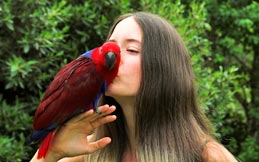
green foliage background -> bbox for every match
[0,0,258,161]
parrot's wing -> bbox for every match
[42,56,86,100]
[33,56,103,130]
[37,56,88,114]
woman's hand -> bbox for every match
[31,104,116,161]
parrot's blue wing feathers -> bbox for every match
[81,49,93,59]
[102,81,107,93]
[93,81,107,113]
[25,123,57,145]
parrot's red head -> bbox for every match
[91,41,121,85]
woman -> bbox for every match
[31,12,238,162]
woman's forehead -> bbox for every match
[110,17,142,42]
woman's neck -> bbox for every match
[114,96,136,151]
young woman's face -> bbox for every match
[106,16,142,99]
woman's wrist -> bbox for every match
[31,149,64,162]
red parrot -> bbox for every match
[26,41,120,159]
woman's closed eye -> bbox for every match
[127,48,140,54]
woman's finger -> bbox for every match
[89,115,117,129]
[67,109,95,123]
[84,137,112,153]
[67,104,114,124]
[80,105,116,123]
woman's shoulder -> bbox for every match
[201,140,238,162]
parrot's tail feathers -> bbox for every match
[25,123,57,145]
[25,130,48,145]
[37,131,55,159]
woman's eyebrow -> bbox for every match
[108,38,141,44]
[125,38,141,43]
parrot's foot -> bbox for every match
[95,107,102,115]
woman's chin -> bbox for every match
[104,87,114,97]
[105,88,120,98]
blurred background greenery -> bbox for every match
[0,0,258,161]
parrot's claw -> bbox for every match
[95,107,102,115]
